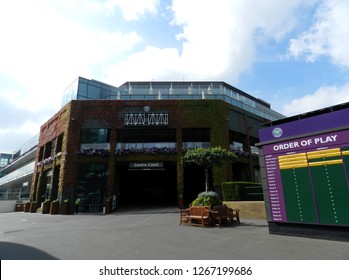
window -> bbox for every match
[81,128,110,144]
[182,128,210,149]
[44,141,54,159]
[56,134,63,154]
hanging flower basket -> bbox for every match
[78,148,110,156]
[115,147,177,156]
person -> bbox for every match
[75,197,80,214]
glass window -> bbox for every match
[44,141,53,158]
[87,85,100,99]
[251,146,259,155]
[77,163,108,213]
[77,81,88,97]
[81,129,110,144]
[0,158,9,168]
[232,142,243,151]
[56,134,63,154]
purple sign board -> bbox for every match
[259,104,349,226]
[259,107,349,142]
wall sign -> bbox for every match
[124,112,168,126]
[129,162,164,169]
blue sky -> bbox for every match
[1,0,349,153]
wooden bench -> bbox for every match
[179,206,212,227]
[212,205,240,227]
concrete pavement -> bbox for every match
[1,207,348,260]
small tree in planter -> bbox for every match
[183,147,237,192]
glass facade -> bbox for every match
[0,161,34,199]
[61,77,284,121]
[0,154,12,169]
[61,77,120,107]
[76,163,108,213]
[12,134,39,161]
[0,162,35,186]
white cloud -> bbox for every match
[0,0,142,113]
[108,0,315,84]
[282,83,349,116]
[0,0,328,152]
[282,0,349,116]
[91,0,160,20]
[288,0,349,68]
[0,0,144,152]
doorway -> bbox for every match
[116,161,177,207]
[76,163,108,213]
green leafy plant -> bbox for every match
[222,181,262,201]
[191,191,221,206]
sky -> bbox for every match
[1,0,349,153]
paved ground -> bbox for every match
[1,207,349,260]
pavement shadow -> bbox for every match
[111,206,179,216]
[0,242,57,260]
[239,222,269,228]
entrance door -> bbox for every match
[183,165,207,206]
[117,161,177,207]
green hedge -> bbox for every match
[222,181,263,201]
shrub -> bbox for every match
[222,181,263,201]
[191,191,222,206]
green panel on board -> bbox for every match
[310,164,349,225]
[281,168,318,223]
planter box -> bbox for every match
[30,202,37,213]
[15,203,24,212]
[42,201,51,214]
[104,200,112,214]
[50,200,59,214]
[24,202,31,212]
[62,201,70,215]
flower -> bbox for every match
[78,148,110,156]
[115,147,177,155]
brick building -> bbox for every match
[29,78,283,214]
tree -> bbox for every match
[183,147,237,192]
